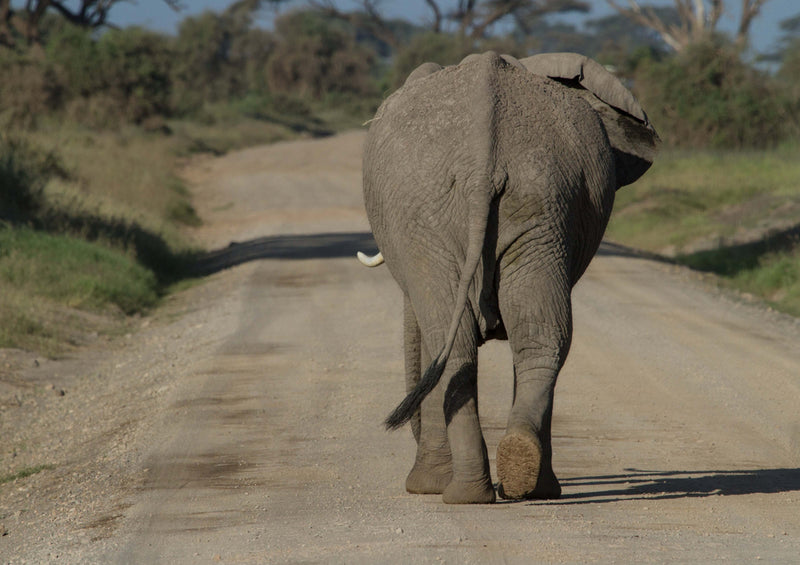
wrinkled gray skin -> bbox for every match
[362,52,659,504]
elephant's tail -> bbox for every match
[384,191,491,430]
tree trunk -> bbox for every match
[607,0,767,52]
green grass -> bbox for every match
[608,145,800,316]
[0,226,160,315]
[0,464,55,485]
[735,252,800,316]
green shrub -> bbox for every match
[45,24,102,97]
[171,9,275,115]
[634,38,796,149]
[44,25,173,126]
[777,38,800,129]
[95,27,174,123]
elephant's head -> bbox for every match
[518,53,660,188]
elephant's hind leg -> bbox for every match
[404,367,454,494]
[408,300,494,503]
[496,422,560,500]
[440,356,496,504]
[495,259,570,500]
[404,303,453,494]
[404,296,422,444]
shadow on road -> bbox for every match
[189,233,675,278]
[191,232,378,276]
[596,241,669,262]
[676,223,800,276]
[540,468,800,505]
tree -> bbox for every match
[585,8,676,56]
[775,13,800,107]
[307,0,589,45]
[0,0,182,49]
[309,0,404,50]
[606,0,770,52]
[266,9,377,100]
[420,0,590,38]
[171,1,276,112]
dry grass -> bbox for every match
[28,124,194,233]
[608,145,800,317]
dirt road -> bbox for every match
[2,131,800,563]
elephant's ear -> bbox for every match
[519,52,660,188]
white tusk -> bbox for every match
[357,251,385,267]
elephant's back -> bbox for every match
[363,52,611,216]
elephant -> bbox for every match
[360,51,659,504]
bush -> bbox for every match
[44,25,173,126]
[94,27,174,123]
[0,134,68,222]
[0,52,64,127]
[267,10,377,100]
[45,24,102,97]
[634,38,796,149]
[777,38,800,128]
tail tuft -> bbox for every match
[384,355,447,430]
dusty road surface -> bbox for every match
[2,131,800,564]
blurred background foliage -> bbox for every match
[0,0,796,149]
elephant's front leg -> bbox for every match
[496,263,571,500]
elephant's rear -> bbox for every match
[363,54,500,296]
[362,51,616,295]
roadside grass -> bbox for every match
[0,464,55,485]
[167,115,304,157]
[607,144,800,317]
[0,293,56,354]
[1,126,193,353]
[678,239,800,317]
[0,108,335,355]
[26,123,202,231]
[0,226,160,314]
[607,145,800,252]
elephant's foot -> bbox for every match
[406,462,453,495]
[496,430,560,500]
[442,477,496,504]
